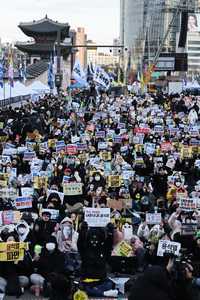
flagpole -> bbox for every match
[10,83,11,105]
[3,81,5,105]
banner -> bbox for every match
[146,213,162,225]
[0,242,28,261]
[63,182,83,196]
[157,240,181,257]
[15,197,32,210]
[84,208,110,227]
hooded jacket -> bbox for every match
[53,217,78,253]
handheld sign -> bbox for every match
[157,240,181,257]
[146,213,162,225]
[84,208,110,227]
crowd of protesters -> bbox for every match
[0,88,199,300]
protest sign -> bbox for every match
[134,127,150,134]
[181,223,197,236]
[84,208,110,227]
[2,211,21,225]
[144,143,155,155]
[0,242,28,261]
[77,143,88,151]
[113,136,122,144]
[0,188,18,199]
[146,213,162,225]
[107,175,122,188]
[122,170,135,180]
[33,176,48,189]
[157,240,181,257]
[0,156,11,164]
[113,241,133,257]
[0,136,8,143]
[98,142,108,150]
[56,141,66,153]
[15,197,32,210]
[161,142,173,152]
[100,151,111,161]
[63,182,83,196]
[21,187,34,197]
[41,209,59,220]
[65,144,78,155]
[107,198,124,211]
[95,131,105,139]
[23,151,36,161]
[48,139,57,148]
[178,198,197,211]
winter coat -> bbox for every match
[128,266,174,300]
[33,248,65,279]
[53,217,78,253]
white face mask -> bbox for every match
[62,225,72,239]
[176,182,181,187]
[95,176,100,181]
[46,243,56,251]
[18,227,26,235]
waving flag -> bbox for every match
[72,60,87,86]
[48,55,54,90]
[8,48,14,87]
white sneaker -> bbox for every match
[103,289,118,297]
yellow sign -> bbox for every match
[63,182,83,196]
[107,175,122,188]
[0,136,8,143]
[48,139,57,148]
[100,151,112,161]
[114,240,132,257]
[0,242,28,261]
[33,176,48,189]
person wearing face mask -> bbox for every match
[30,236,66,296]
[0,231,33,296]
[16,220,34,254]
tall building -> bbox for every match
[113,38,120,57]
[120,0,147,72]
[87,40,97,65]
[187,13,200,75]
[75,27,87,68]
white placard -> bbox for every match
[146,213,162,225]
[157,240,181,257]
[21,187,34,197]
[178,198,197,211]
[84,208,110,227]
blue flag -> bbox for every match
[0,62,3,88]
[48,59,54,90]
